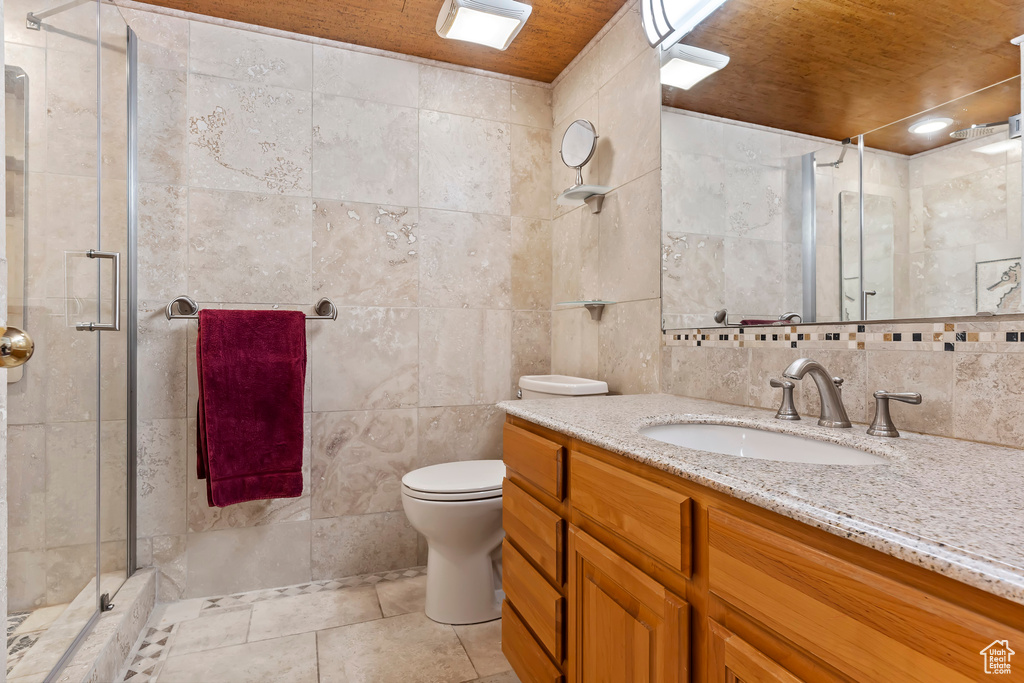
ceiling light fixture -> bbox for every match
[660,43,729,89]
[642,0,728,49]
[435,0,532,51]
[908,118,953,135]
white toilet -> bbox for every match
[401,459,506,625]
[402,375,607,625]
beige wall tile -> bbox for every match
[417,405,505,464]
[599,170,661,303]
[311,409,418,518]
[954,352,1024,445]
[185,521,311,597]
[311,512,418,580]
[510,83,552,129]
[597,49,660,190]
[513,311,552,392]
[187,189,312,304]
[313,199,419,307]
[137,418,188,538]
[153,534,188,602]
[598,300,661,394]
[138,66,188,185]
[313,45,419,107]
[512,124,552,220]
[703,347,750,405]
[188,74,312,195]
[8,551,47,611]
[661,344,708,399]
[419,209,511,309]
[311,93,419,206]
[310,307,419,412]
[597,2,646,87]
[137,303,188,421]
[551,206,600,304]
[8,425,46,554]
[551,307,599,379]
[552,44,601,126]
[419,308,512,407]
[419,65,511,121]
[419,111,511,216]
[44,423,97,547]
[511,217,552,311]
[551,96,600,217]
[121,9,188,69]
[45,49,97,177]
[189,21,313,89]
[138,184,188,302]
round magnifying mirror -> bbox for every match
[560,120,598,185]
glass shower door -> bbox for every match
[5,0,132,678]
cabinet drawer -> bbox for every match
[503,538,565,663]
[708,508,1024,683]
[503,601,564,683]
[503,479,565,585]
[570,451,692,576]
[503,423,565,501]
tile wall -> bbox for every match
[123,8,553,599]
[548,1,664,394]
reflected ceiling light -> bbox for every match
[660,44,729,89]
[642,0,728,49]
[435,0,532,51]
[973,138,1021,155]
[908,118,953,135]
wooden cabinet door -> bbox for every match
[568,528,689,683]
[708,620,805,683]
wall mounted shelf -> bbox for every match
[556,300,615,321]
[557,185,612,214]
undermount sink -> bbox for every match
[639,423,887,466]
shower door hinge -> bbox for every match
[100,593,115,612]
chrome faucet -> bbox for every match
[783,358,852,428]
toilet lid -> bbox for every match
[402,460,506,495]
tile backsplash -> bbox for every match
[662,319,1024,449]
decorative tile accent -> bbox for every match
[664,320,1024,354]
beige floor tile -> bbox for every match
[148,598,204,628]
[317,611,477,683]
[14,604,68,635]
[375,575,426,617]
[454,619,510,677]
[474,671,521,683]
[247,586,381,642]
[168,609,251,656]
[158,632,318,683]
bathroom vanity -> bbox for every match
[498,394,1024,682]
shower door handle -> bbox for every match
[76,250,121,332]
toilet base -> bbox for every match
[424,542,503,625]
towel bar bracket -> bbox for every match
[164,295,338,322]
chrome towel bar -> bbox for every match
[164,296,338,321]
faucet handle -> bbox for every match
[867,390,922,437]
[770,378,800,421]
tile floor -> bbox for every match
[6,605,67,674]
[119,567,519,683]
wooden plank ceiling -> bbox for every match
[665,0,1024,154]
[134,0,630,83]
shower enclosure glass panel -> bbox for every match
[4,0,133,678]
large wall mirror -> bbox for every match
[660,14,1023,331]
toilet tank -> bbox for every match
[518,375,608,399]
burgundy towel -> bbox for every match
[739,319,781,326]
[196,309,306,507]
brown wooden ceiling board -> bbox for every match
[136,0,629,82]
[662,0,1024,153]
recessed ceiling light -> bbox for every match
[660,43,729,89]
[435,0,532,51]
[642,0,728,49]
[908,118,953,135]
[973,138,1021,155]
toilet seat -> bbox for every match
[402,460,506,502]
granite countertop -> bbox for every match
[498,393,1024,605]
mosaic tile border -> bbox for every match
[119,566,428,682]
[6,612,40,675]
[664,320,1024,353]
